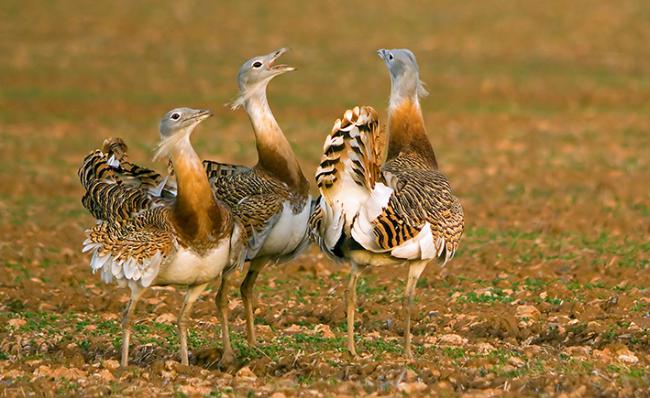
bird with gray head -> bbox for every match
[230,47,295,110]
[155,107,213,161]
[200,48,311,368]
[377,48,429,109]
[78,107,247,367]
[311,48,464,359]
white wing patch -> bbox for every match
[83,236,165,288]
[256,198,311,258]
[244,212,280,260]
[106,154,120,168]
[350,182,393,251]
[148,175,169,197]
[319,196,344,251]
[390,222,435,260]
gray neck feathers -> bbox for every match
[389,70,428,110]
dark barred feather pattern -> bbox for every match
[308,197,344,260]
[78,137,179,286]
[78,138,174,222]
[315,106,385,194]
[82,180,155,222]
[204,160,306,253]
[204,161,249,181]
[78,150,122,191]
[308,198,322,241]
[372,152,464,258]
[313,106,464,264]
[85,207,174,263]
[101,137,175,196]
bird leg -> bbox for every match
[240,258,268,346]
[121,284,145,367]
[404,261,427,359]
[345,263,363,357]
[178,282,208,366]
[215,274,235,367]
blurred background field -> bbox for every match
[1,1,649,396]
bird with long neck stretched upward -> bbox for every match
[311,49,464,359]
[202,48,311,366]
[79,108,246,367]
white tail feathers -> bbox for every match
[349,182,394,251]
[313,106,387,254]
[84,231,163,288]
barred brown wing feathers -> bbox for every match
[101,137,128,163]
[204,162,262,210]
[82,180,155,223]
[78,150,119,190]
[117,161,166,192]
[104,140,172,196]
[84,137,172,195]
[78,137,171,223]
[231,194,284,256]
[203,160,250,182]
[215,169,284,200]
[88,209,173,259]
[205,164,291,254]
[367,154,464,260]
[83,207,175,286]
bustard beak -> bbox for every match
[267,47,295,75]
[190,109,213,122]
[377,49,388,60]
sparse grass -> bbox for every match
[458,288,515,304]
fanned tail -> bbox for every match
[316,106,384,198]
[313,106,386,256]
[78,137,171,222]
[101,137,128,168]
[82,182,155,223]
[78,138,176,286]
[79,137,170,192]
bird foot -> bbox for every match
[217,350,237,370]
[347,347,359,360]
[404,346,417,362]
[192,347,235,369]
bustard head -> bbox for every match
[230,48,295,109]
[155,107,212,160]
[377,48,428,105]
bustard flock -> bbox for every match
[78,48,464,366]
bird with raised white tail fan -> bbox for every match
[201,48,311,366]
[78,108,246,367]
[310,49,464,359]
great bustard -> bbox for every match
[79,108,246,367]
[310,49,464,358]
[202,48,311,366]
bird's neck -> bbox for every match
[244,92,308,193]
[170,135,227,242]
[387,97,438,168]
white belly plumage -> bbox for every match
[257,196,311,257]
[156,239,231,285]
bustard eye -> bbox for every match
[252,61,263,68]
[388,53,394,61]
[171,113,180,120]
